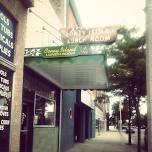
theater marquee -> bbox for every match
[59,25,121,44]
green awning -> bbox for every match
[24,45,108,89]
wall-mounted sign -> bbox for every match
[0,65,12,152]
[59,25,121,44]
[0,4,16,62]
[24,44,105,58]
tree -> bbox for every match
[111,101,128,125]
[108,27,146,152]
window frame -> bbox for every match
[33,93,56,128]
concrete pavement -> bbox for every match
[65,130,146,152]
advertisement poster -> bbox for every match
[0,65,12,152]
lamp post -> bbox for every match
[119,102,123,132]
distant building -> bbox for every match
[94,91,110,134]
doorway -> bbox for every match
[20,100,34,152]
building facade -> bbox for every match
[0,1,109,152]
[94,91,110,135]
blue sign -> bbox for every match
[0,4,16,62]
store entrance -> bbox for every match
[20,93,34,152]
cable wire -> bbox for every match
[28,9,71,41]
[42,26,62,43]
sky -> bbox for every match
[74,0,147,115]
[75,0,145,33]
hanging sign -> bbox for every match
[0,4,16,62]
[0,65,12,152]
[24,44,105,58]
[59,25,121,44]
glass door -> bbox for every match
[20,101,34,152]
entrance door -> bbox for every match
[20,101,34,152]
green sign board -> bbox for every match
[24,44,105,58]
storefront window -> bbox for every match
[34,95,56,126]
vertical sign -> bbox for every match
[0,65,12,152]
[0,4,15,152]
[0,4,16,62]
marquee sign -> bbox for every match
[24,44,105,58]
[59,25,121,44]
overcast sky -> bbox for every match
[75,0,145,33]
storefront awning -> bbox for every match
[24,45,108,90]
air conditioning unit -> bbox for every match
[21,0,34,8]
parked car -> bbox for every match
[122,125,128,130]
[141,125,146,129]
[125,127,135,134]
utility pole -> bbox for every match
[146,0,152,151]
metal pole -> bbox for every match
[119,102,122,132]
[146,0,152,151]
[59,90,63,152]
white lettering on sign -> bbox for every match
[0,23,13,38]
[0,69,7,77]
[1,120,9,125]
[0,68,11,98]
[0,106,8,111]
[0,84,9,91]
[0,111,9,117]
[0,125,4,130]
[0,90,8,98]
[0,33,14,49]
[0,9,15,61]
[0,12,9,26]
[0,44,11,57]
[0,77,9,85]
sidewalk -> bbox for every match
[65,130,146,152]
